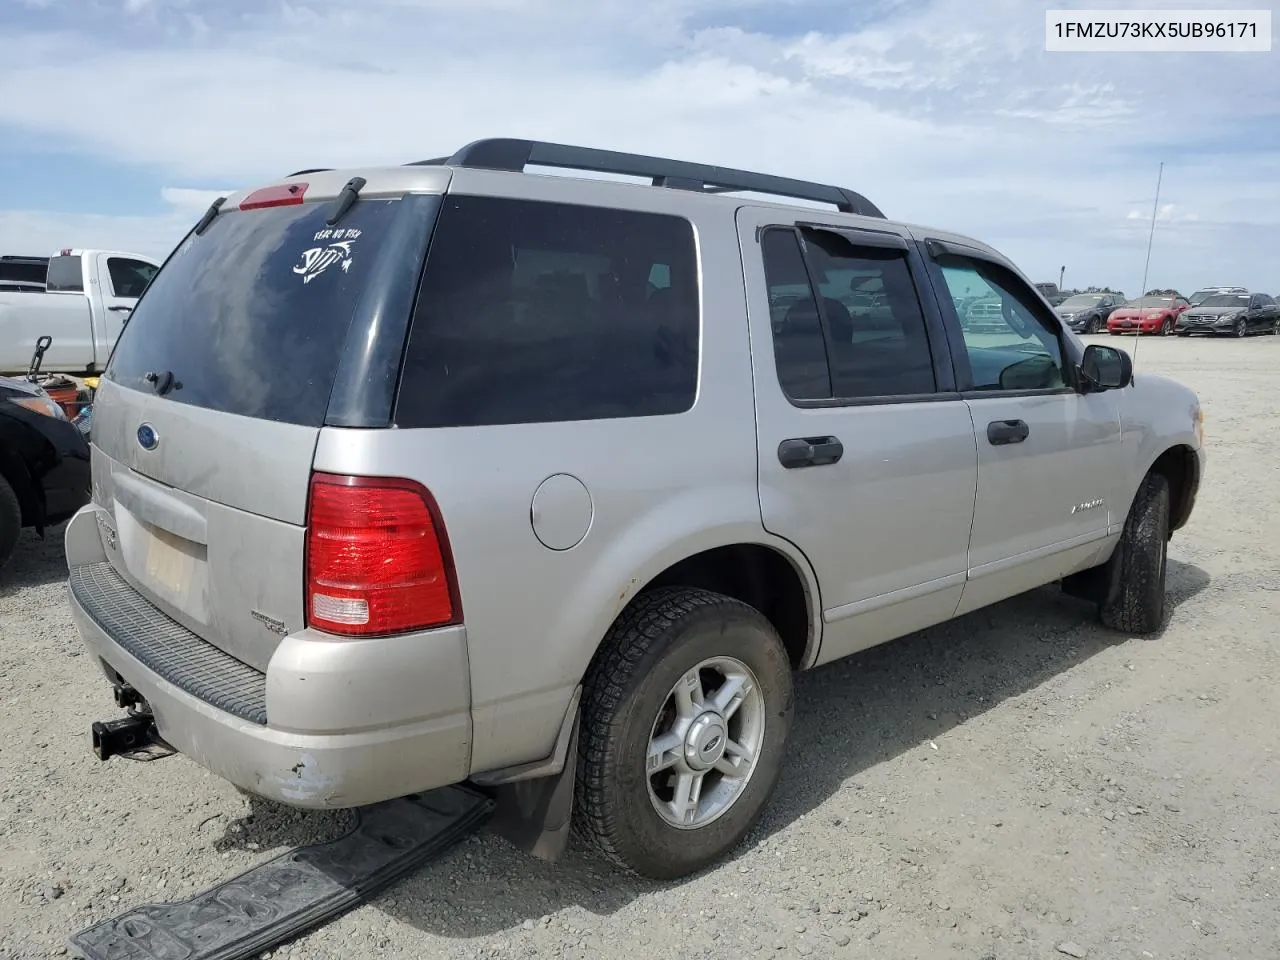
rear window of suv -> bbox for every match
[394,195,700,428]
[105,197,407,426]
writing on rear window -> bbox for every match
[395,195,700,428]
[293,240,357,284]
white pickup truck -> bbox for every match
[0,249,161,374]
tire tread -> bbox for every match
[1100,472,1170,634]
[0,475,21,572]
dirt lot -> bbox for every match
[2,335,1277,960]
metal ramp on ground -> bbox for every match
[69,786,493,960]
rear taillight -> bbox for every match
[305,473,460,637]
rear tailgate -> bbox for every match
[88,188,431,671]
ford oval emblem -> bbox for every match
[136,423,159,451]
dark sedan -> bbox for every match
[1055,293,1124,334]
[1175,292,1280,338]
[0,374,91,570]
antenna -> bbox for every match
[1130,161,1164,369]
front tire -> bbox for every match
[575,586,793,879]
[1235,317,1247,338]
[0,475,21,572]
[1099,473,1170,635]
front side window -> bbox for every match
[106,257,158,298]
[935,255,1067,392]
[395,196,699,428]
[761,227,937,402]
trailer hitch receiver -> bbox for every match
[91,710,175,762]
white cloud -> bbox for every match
[159,186,234,212]
[0,203,192,259]
[0,0,1276,290]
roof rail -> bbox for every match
[408,138,884,218]
[286,168,333,177]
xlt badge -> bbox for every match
[250,610,288,636]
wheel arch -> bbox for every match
[574,525,824,687]
[1145,444,1199,532]
[638,541,820,670]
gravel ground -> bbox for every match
[2,335,1278,960]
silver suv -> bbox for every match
[65,138,1205,880]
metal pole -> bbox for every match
[1132,162,1164,366]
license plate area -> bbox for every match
[115,506,210,622]
[144,523,202,596]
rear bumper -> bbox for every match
[64,506,472,809]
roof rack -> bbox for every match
[408,138,884,218]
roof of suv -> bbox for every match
[215,137,1009,268]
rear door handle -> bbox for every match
[987,419,1030,446]
[778,436,844,468]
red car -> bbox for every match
[1106,295,1190,335]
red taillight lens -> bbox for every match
[305,473,460,637]
[239,182,308,210]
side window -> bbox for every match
[106,258,158,299]
[935,255,1067,392]
[760,229,831,401]
[396,196,699,428]
[760,227,937,401]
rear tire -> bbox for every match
[1099,473,1170,635]
[574,586,793,879]
[0,475,21,572]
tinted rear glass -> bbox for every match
[395,195,699,428]
[0,257,47,286]
[105,197,406,426]
[45,255,84,292]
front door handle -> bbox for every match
[778,436,844,469]
[987,419,1030,446]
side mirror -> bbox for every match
[1080,343,1132,391]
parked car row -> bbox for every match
[1053,289,1280,338]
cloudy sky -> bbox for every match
[1,0,1276,294]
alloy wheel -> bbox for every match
[646,656,767,829]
